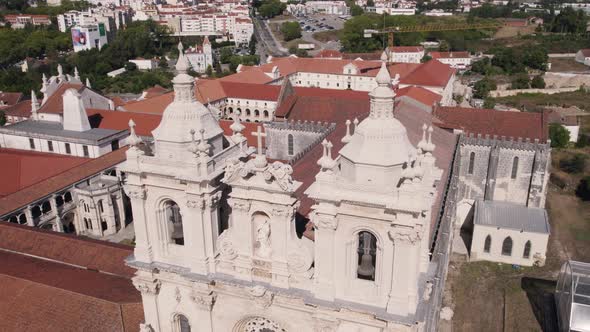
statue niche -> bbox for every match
[252,212,271,258]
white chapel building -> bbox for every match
[124,45,442,331]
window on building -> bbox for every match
[29,138,35,149]
[484,235,492,253]
[83,145,89,157]
[468,152,475,175]
[511,156,519,179]
[501,237,513,256]
[356,231,377,281]
[111,140,119,151]
[98,200,104,213]
[48,140,53,152]
[163,200,184,245]
[287,134,294,156]
[523,240,531,259]
[174,314,191,332]
[65,143,71,154]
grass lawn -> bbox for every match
[313,30,341,43]
[492,90,590,112]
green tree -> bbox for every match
[483,98,496,109]
[0,110,6,126]
[206,65,213,77]
[549,123,571,148]
[350,4,364,16]
[248,35,257,55]
[125,62,138,71]
[473,77,497,99]
[366,0,375,6]
[550,7,588,34]
[258,0,286,18]
[281,21,302,41]
[531,75,546,89]
[523,47,548,71]
[438,40,450,52]
[511,74,530,89]
[576,176,590,201]
[219,47,233,63]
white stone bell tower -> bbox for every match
[305,59,443,317]
[122,43,246,332]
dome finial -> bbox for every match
[376,61,391,86]
[175,41,190,73]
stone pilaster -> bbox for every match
[313,213,338,301]
[133,276,162,332]
[386,226,421,316]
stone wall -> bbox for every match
[455,134,551,209]
[264,120,335,162]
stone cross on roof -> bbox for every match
[252,125,267,168]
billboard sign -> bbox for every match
[72,29,87,46]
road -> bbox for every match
[253,16,288,60]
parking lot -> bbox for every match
[295,14,345,34]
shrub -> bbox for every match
[530,75,546,89]
[549,123,571,148]
[576,176,590,201]
[559,153,587,173]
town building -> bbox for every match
[71,23,109,52]
[2,14,51,29]
[387,46,425,63]
[58,7,132,33]
[575,49,590,66]
[185,37,213,73]
[129,58,160,71]
[287,1,349,16]
[429,51,472,70]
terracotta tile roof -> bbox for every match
[389,46,424,53]
[0,147,127,216]
[87,108,160,137]
[341,51,382,60]
[580,49,590,57]
[0,222,135,277]
[433,106,548,141]
[429,51,470,59]
[0,148,88,198]
[0,91,23,106]
[111,96,127,108]
[219,69,274,84]
[396,86,442,107]
[38,83,85,114]
[122,91,174,114]
[220,82,281,101]
[142,85,169,99]
[0,271,142,332]
[2,99,32,118]
[399,59,455,87]
[314,49,343,59]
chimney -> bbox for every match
[62,89,91,132]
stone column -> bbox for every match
[185,196,210,275]
[126,187,152,262]
[313,213,338,301]
[133,276,162,332]
[386,227,421,316]
[25,206,35,227]
[270,206,294,289]
[227,198,254,280]
[50,195,64,232]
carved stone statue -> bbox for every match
[255,219,271,258]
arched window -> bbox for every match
[287,134,294,156]
[484,235,491,253]
[357,231,377,281]
[254,110,260,117]
[98,200,104,213]
[64,192,72,202]
[42,201,51,213]
[245,109,251,116]
[468,152,475,175]
[502,237,513,256]
[84,218,93,230]
[263,110,269,118]
[173,314,191,332]
[163,200,184,245]
[523,240,532,258]
[511,156,519,179]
